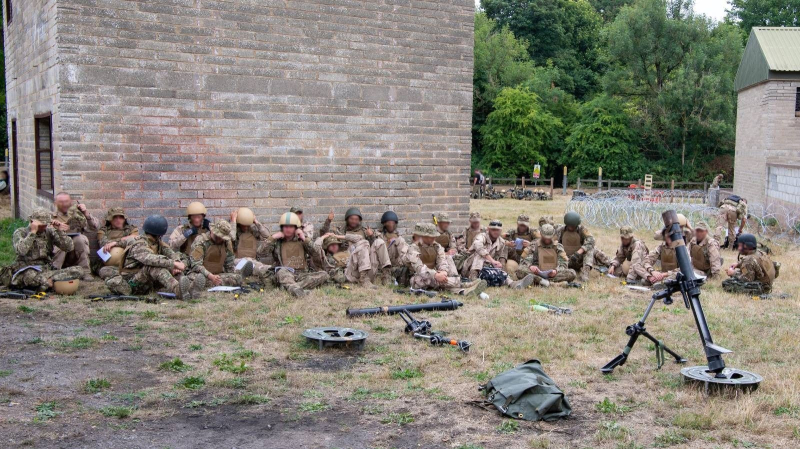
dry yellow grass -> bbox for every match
[0,195,798,448]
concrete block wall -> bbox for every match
[734,80,800,206]
[7,0,475,234]
[3,0,61,212]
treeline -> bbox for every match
[473,0,800,182]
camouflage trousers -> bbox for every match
[325,267,347,285]
[461,253,491,279]
[568,248,612,280]
[105,266,181,296]
[410,271,463,293]
[276,269,329,294]
[53,234,91,271]
[715,206,738,246]
[515,267,576,285]
[721,278,771,295]
[98,266,119,281]
[186,272,243,288]
[11,266,85,291]
[344,239,391,282]
[234,257,274,286]
[392,266,411,287]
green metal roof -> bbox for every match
[735,27,800,92]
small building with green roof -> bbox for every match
[734,27,800,206]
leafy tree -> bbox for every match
[479,87,563,177]
[473,13,536,161]
[591,0,635,22]
[562,95,644,180]
[603,0,742,179]
[727,0,800,36]
[482,0,604,99]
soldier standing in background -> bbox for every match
[169,202,210,256]
[6,208,84,291]
[51,192,98,281]
[608,226,650,283]
[716,195,748,249]
[517,224,576,287]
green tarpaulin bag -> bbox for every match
[479,359,572,422]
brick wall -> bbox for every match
[734,80,800,206]
[7,0,475,234]
[3,0,60,212]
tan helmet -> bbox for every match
[619,226,635,238]
[210,220,232,240]
[105,247,126,266]
[54,278,80,295]
[236,207,255,226]
[487,220,503,230]
[279,212,301,228]
[105,207,127,223]
[540,224,556,239]
[677,213,688,228]
[517,214,530,227]
[30,208,52,224]
[186,202,207,217]
[469,212,482,222]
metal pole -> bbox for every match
[670,179,675,203]
[577,177,581,191]
[550,177,554,198]
[562,166,568,195]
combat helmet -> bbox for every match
[413,223,440,238]
[279,212,301,228]
[564,212,581,227]
[323,235,342,249]
[186,202,207,217]
[143,215,169,236]
[236,207,255,226]
[738,233,757,250]
[381,211,399,224]
[345,207,362,220]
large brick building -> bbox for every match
[733,27,800,206]
[3,0,474,231]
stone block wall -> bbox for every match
[734,80,800,206]
[6,0,475,233]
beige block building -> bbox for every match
[733,27,800,206]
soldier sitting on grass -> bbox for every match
[723,234,778,295]
[517,224,576,287]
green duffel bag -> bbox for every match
[479,359,572,422]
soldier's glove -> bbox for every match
[202,219,211,230]
[183,228,197,238]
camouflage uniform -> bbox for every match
[104,235,185,296]
[711,174,723,189]
[52,204,99,274]
[460,228,508,280]
[312,235,347,285]
[7,209,84,290]
[458,212,485,254]
[517,238,576,285]
[290,207,316,239]
[168,219,210,256]
[403,224,484,295]
[95,207,139,276]
[187,221,242,287]
[715,197,747,246]
[609,227,650,282]
[262,234,329,296]
[504,214,536,263]
[722,250,776,294]
[641,242,687,285]
[321,219,391,284]
[381,226,410,286]
[555,224,611,281]
[230,221,273,282]
[687,222,722,278]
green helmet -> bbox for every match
[345,207,362,220]
[564,212,581,227]
[738,233,757,250]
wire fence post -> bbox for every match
[670,180,675,203]
[577,177,581,191]
[550,177,555,198]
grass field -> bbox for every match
[0,196,798,448]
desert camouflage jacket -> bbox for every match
[53,206,99,234]
[403,241,447,277]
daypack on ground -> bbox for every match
[479,359,572,422]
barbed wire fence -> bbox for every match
[567,190,800,245]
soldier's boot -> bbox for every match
[287,284,307,298]
[167,278,183,300]
[535,276,551,288]
[238,261,254,279]
[80,268,95,282]
[178,276,194,300]
[359,271,377,290]
[458,279,487,297]
[579,265,591,283]
[105,275,133,296]
[378,267,394,286]
[509,274,535,290]
[467,269,480,281]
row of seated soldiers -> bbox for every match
[3,194,777,298]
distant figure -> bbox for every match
[473,169,486,199]
[711,173,723,189]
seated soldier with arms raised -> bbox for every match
[517,224,576,287]
[608,226,650,283]
[264,213,329,297]
[51,192,99,281]
[229,208,272,284]
[688,221,721,279]
[503,214,535,277]
[169,202,210,257]
[722,234,778,294]
[96,207,139,279]
[187,220,250,291]
[461,220,535,289]
[403,223,486,296]
[320,208,391,288]
[5,208,84,292]
[104,215,200,299]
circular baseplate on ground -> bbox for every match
[681,365,763,392]
[302,327,368,350]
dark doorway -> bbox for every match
[11,119,19,217]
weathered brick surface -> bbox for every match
[734,80,800,206]
[5,0,474,233]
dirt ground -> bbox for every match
[1,196,798,449]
